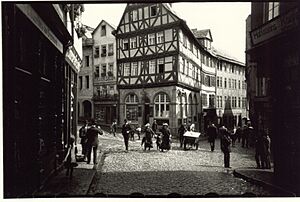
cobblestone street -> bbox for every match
[86,132,279,196]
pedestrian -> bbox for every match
[111,119,117,137]
[122,119,131,151]
[136,125,141,140]
[242,123,250,148]
[79,120,89,160]
[64,134,78,178]
[231,127,237,147]
[178,123,187,148]
[235,126,243,143]
[261,131,271,169]
[142,123,155,150]
[152,119,158,134]
[254,130,264,169]
[86,119,103,165]
[219,125,232,168]
[207,122,218,152]
[160,123,171,152]
[129,121,135,141]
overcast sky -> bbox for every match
[82,3,251,63]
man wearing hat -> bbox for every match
[86,119,103,165]
[122,119,131,151]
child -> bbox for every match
[64,134,78,178]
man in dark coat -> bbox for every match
[220,126,232,168]
[207,123,218,151]
[79,120,89,159]
[160,123,171,152]
[178,123,187,148]
[122,119,131,151]
[86,119,103,165]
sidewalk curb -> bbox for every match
[233,169,296,196]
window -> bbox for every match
[182,58,185,73]
[85,56,89,67]
[95,66,100,78]
[101,45,107,57]
[131,10,138,21]
[220,96,223,108]
[238,97,241,108]
[154,93,170,118]
[158,59,164,73]
[108,63,114,77]
[157,32,164,44]
[150,5,158,17]
[108,44,114,55]
[202,93,207,107]
[209,94,215,108]
[224,78,227,88]
[190,41,193,52]
[234,79,237,89]
[149,60,155,74]
[125,94,139,121]
[101,64,107,77]
[217,76,220,87]
[109,85,114,95]
[85,76,89,89]
[130,37,137,49]
[94,47,99,58]
[131,62,138,76]
[219,77,223,88]
[101,25,106,36]
[124,63,130,76]
[123,39,129,50]
[183,35,187,47]
[229,78,231,89]
[238,80,241,89]
[148,34,155,45]
[101,85,107,96]
[267,2,280,21]
[79,76,82,89]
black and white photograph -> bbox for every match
[2,0,300,199]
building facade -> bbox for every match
[78,25,94,122]
[246,2,300,193]
[92,20,118,126]
[3,3,83,197]
[215,54,247,129]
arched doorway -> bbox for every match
[83,100,92,119]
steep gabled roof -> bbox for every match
[191,29,213,42]
[92,19,116,36]
[212,46,245,66]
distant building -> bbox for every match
[246,2,300,194]
[92,20,118,126]
[3,3,83,197]
[78,25,95,122]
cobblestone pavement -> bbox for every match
[86,131,278,196]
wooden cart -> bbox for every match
[183,131,201,150]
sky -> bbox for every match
[81,2,251,63]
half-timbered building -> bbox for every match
[115,3,216,134]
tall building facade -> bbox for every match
[92,20,118,126]
[3,3,83,197]
[215,53,247,129]
[78,25,95,122]
[246,2,300,193]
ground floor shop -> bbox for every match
[94,101,117,126]
[118,85,201,136]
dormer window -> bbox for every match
[101,25,106,36]
[150,5,158,17]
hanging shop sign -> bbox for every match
[16,4,63,53]
[251,8,298,45]
[66,47,81,72]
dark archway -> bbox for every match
[83,100,92,119]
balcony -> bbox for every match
[93,93,118,101]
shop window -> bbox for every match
[125,94,139,121]
[154,92,170,118]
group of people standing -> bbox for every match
[206,121,271,169]
[79,119,103,165]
